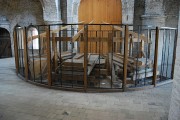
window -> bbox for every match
[28,27,39,49]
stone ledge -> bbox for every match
[141,15,167,20]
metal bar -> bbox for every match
[171,30,178,79]
[71,25,74,88]
[123,25,128,91]
[59,29,62,86]
[135,26,140,86]
[99,25,101,88]
[20,29,25,75]
[23,28,28,81]
[38,26,43,82]
[84,25,88,91]
[153,27,159,86]
[31,29,35,81]
[166,30,171,78]
[162,30,168,80]
[160,29,166,81]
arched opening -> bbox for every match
[0,28,12,58]
[28,27,39,50]
[78,0,122,24]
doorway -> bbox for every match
[0,28,12,58]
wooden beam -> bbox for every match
[153,27,159,87]
[55,37,72,41]
[46,26,52,86]
[23,28,29,81]
[123,25,129,91]
[72,20,94,42]
[13,29,19,74]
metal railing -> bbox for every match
[14,24,177,92]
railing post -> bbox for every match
[46,26,52,86]
[84,25,88,91]
[13,28,19,74]
[153,27,159,87]
[123,25,129,91]
[23,28,29,81]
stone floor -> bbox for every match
[0,58,172,120]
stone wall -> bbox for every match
[168,6,180,120]
[67,0,80,24]
[43,0,61,23]
[60,0,67,23]
[0,0,44,56]
[133,0,145,30]
[121,0,134,26]
[164,0,179,27]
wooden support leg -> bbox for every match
[153,27,159,87]
[13,29,19,74]
[46,26,52,86]
[123,25,129,91]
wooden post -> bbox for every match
[23,28,29,81]
[123,25,129,91]
[153,27,159,87]
[84,25,88,91]
[13,29,19,74]
[46,26,52,86]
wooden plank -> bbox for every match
[123,25,129,91]
[153,27,159,87]
[86,37,109,42]
[23,28,29,81]
[55,37,72,41]
[74,53,84,59]
[13,30,19,74]
[94,69,108,75]
[63,59,84,67]
[46,26,52,86]
[87,55,99,75]
[29,57,47,79]
[79,0,122,24]
[133,71,159,81]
